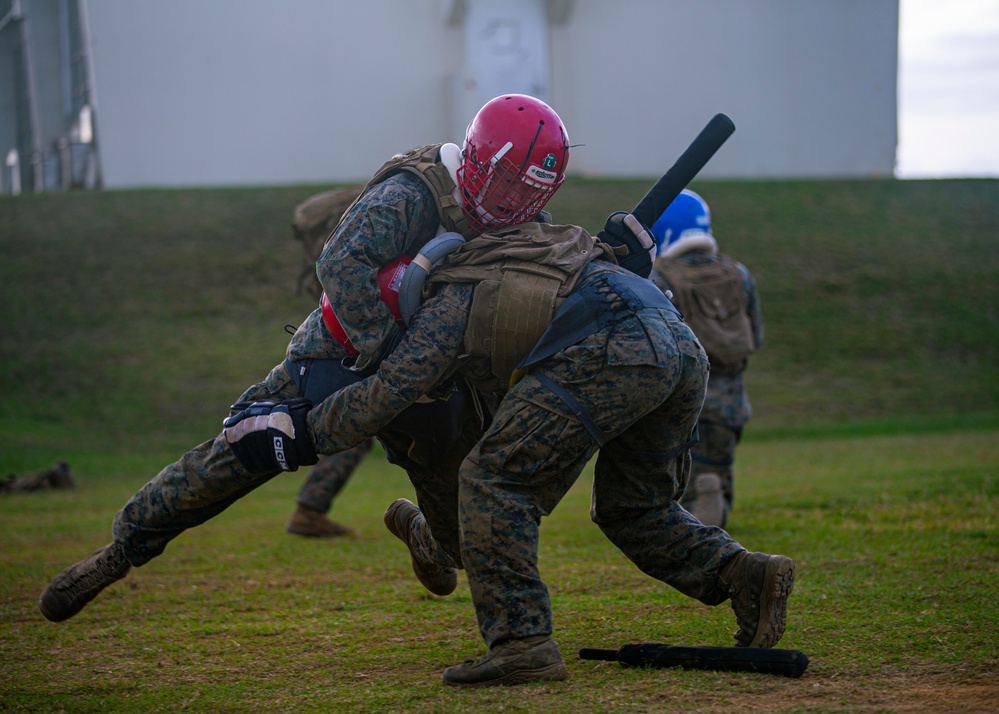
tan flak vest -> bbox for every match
[425,222,612,391]
[339,143,476,240]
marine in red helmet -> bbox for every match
[283,95,569,536]
[311,93,570,371]
[37,95,573,628]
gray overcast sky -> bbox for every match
[897,0,999,177]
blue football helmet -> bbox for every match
[651,189,711,253]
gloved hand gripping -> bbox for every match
[597,212,656,278]
[222,398,318,473]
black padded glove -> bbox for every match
[597,211,657,278]
[222,398,318,473]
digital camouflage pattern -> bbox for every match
[95,168,752,652]
[306,258,748,647]
[651,250,763,518]
[111,169,447,564]
[113,362,302,564]
[291,185,364,300]
[458,313,744,645]
[286,172,442,371]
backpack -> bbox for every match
[655,253,753,367]
[291,186,364,299]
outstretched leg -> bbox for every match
[40,363,299,621]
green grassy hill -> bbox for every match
[1,179,996,713]
[1,178,997,471]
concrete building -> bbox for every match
[1,0,101,191]
[2,0,899,191]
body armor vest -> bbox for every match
[426,222,609,391]
[340,143,475,239]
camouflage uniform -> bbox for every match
[286,172,444,370]
[287,186,373,531]
[290,185,364,300]
[307,258,748,648]
[651,252,763,519]
[112,170,462,565]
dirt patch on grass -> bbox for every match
[719,673,997,713]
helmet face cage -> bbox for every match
[459,149,564,233]
[458,95,569,234]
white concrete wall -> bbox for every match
[87,0,464,187]
[85,0,897,187]
[552,0,898,179]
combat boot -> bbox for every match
[383,499,456,596]
[443,635,567,687]
[718,550,795,647]
[689,472,726,527]
[286,504,356,537]
[39,543,132,622]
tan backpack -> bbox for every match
[291,186,364,299]
[655,253,753,367]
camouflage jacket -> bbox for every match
[291,186,364,300]
[284,172,442,369]
[305,259,682,456]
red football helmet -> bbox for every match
[321,255,411,356]
[458,94,569,234]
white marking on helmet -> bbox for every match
[490,142,514,165]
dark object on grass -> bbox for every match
[579,642,809,678]
[0,461,76,494]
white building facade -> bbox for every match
[3,0,899,190]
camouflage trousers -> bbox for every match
[377,408,490,570]
[112,362,303,565]
[112,359,479,570]
[296,439,374,513]
[454,317,746,648]
[682,419,741,514]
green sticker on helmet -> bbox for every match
[543,153,557,170]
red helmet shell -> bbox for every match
[321,255,412,355]
[458,94,569,234]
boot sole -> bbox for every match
[749,556,795,647]
[39,581,81,623]
[443,661,568,688]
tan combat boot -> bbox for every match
[39,543,132,622]
[718,550,795,647]
[689,472,726,527]
[442,635,567,687]
[383,499,456,596]
[286,504,356,537]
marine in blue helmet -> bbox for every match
[650,189,764,528]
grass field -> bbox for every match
[1,178,997,712]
